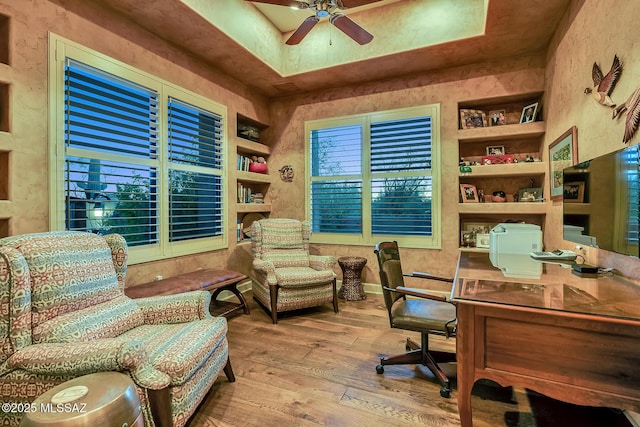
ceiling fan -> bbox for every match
[246,0,380,45]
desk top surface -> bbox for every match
[452,252,640,321]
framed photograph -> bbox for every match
[488,109,506,126]
[518,187,543,202]
[475,233,491,248]
[460,109,487,129]
[549,126,578,200]
[520,102,538,123]
[460,184,479,203]
[462,222,494,234]
[486,145,505,156]
[563,181,585,203]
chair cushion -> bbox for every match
[32,295,144,343]
[260,220,304,250]
[119,317,228,386]
[391,298,456,334]
[274,266,335,288]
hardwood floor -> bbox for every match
[189,293,631,427]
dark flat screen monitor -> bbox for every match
[562,144,639,257]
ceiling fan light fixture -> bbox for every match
[315,1,333,18]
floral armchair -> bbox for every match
[0,231,234,427]
[251,218,338,323]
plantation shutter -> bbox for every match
[64,59,159,246]
[309,124,363,234]
[167,98,224,241]
[370,116,433,236]
[623,145,639,247]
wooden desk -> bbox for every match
[452,252,640,427]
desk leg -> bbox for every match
[456,303,474,427]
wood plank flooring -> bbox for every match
[188,293,632,427]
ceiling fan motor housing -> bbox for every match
[314,0,337,18]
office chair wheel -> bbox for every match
[376,364,384,374]
[440,387,451,398]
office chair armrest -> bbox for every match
[387,285,450,302]
[404,272,453,283]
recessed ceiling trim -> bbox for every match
[182,0,486,77]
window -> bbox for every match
[615,144,639,254]
[50,35,227,263]
[306,105,441,248]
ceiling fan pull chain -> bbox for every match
[329,21,333,46]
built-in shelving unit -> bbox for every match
[0,12,11,237]
[457,92,547,249]
[234,114,272,243]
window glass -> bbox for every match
[51,35,227,262]
[306,105,441,248]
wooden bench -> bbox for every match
[125,269,250,318]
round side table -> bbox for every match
[338,256,367,301]
[20,372,143,427]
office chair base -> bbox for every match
[376,337,455,398]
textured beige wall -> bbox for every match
[3,0,638,288]
[544,0,640,277]
[0,0,270,285]
[269,55,546,284]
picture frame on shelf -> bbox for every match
[237,123,260,141]
[563,181,585,203]
[488,109,506,126]
[460,183,479,203]
[549,126,578,200]
[518,187,544,202]
[460,109,486,129]
[462,222,494,235]
[475,233,490,248]
[520,102,538,123]
[486,145,505,156]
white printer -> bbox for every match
[489,223,543,279]
[489,223,542,254]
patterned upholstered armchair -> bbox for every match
[0,231,234,427]
[251,218,338,324]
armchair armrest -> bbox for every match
[309,255,336,271]
[7,339,172,389]
[404,271,453,283]
[134,291,212,324]
[253,259,277,285]
[384,285,451,303]
[7,339,142,374]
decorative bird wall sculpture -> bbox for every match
[584,55,622,107]
[612,87,640,144]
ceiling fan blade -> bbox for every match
[245,0,306,7]
[286,16,319,45]
[330,14,373,45]
[339,0,383,8]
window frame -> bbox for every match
[48,33,228,264]
[304,104,442,249]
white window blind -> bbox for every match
[622,145,639,247]
[167,98,224,242]
[306,105,441,248]
[370,116,433,236]
[51,35,228,262]
[310,124,363,234]
[64,60,160,246]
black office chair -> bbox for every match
[374,241,457,398]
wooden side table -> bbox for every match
[338,256,367,301]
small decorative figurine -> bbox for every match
[612,87,640,144]
[584,55,622,107]
[279,165,294,182]
[248,156,268,174]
